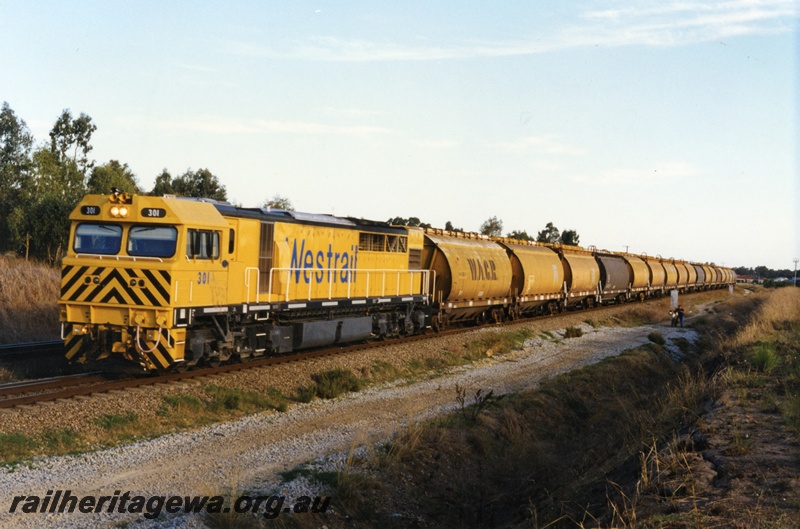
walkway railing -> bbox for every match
[244,267,431,304]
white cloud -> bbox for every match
[580,0,799,47]
[223,1,797,62]
[569,161,700,185]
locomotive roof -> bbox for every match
[212,202,407,234]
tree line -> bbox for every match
[733,266,798,281]
[0,102,230,262]
[0,101,580,263]
[389,215,580,246]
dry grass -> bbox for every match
[315,343,713,528]
[0,254,61,343]
[0,385,292,465]
[729,287,800,347]
[300,289,800,529]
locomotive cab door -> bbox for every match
[258,221,274,297]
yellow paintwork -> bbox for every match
[60,193,425,369]
[423,231,513,302]
[255,222,422,302]
[661,260,679,288]
[61,194,232,329]
[497,240,563,297]
[680,261,697,285]
[644,257,666,288]
[559,248,599,293]
[621,254,650,290]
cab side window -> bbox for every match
[186,229,220,259]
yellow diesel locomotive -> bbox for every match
[60,191,430,371]
[60,191,735,372]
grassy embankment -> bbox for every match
[275,286,799,529]
[0,254,60,344]
[0,254,62,382]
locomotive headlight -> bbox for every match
[109,206,129,218]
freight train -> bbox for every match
[58,191,735,372]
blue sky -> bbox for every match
[1,1,797,270]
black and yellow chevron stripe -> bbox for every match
[137,327,179,370]
[64,324,181,371]
[61,265,171,307]
[63,323,82,361]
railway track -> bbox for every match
[0,340,65,362]
[0,346,361,409]
[0,292,709,410]
[0,373,112,407]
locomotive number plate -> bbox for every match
[80,205,101,215]
[141,208,167,218]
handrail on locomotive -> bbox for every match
[244,267,432,304]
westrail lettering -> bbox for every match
[288,238,359,285]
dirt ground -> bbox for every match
[630,366,800,528]
[2,289,797,528]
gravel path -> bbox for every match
[0,313,701,529]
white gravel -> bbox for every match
[0,322,699,529]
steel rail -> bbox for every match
[0,289,720,409]
[0,340,65,361]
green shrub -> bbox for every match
[161,394,204,413]
[96,412,139,430]
[751,342,779,373]
[311,369,362,399]
[0,432,38,463]
[564,326,584,339]
[648,332,666,346]
[42,429,82,452]
[205,385,271,412]
[295,384,317,403]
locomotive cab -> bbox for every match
[60,191,231,372]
